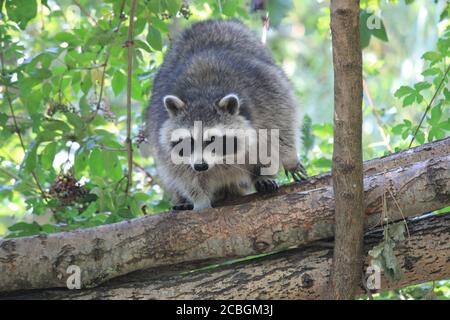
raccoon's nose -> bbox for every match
[194,162,209,172]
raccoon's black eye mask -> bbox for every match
[205,135,239,155]
[170,135,239,156]
[171,137,194,157]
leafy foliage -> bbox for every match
[0,0,448,299]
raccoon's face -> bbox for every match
[159,93,256,172]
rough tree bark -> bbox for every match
[3,213,449,299]
[223,137,450,204]
[329,0,364,299]
[0,139,449,293]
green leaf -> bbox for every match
[370,17,388,42]
[415,130,425,144]
[422,67,441,77]
[74,149,89,177]
[23,140,39,173]
[81,72,92,95]
[112,70,127,96]
[391,124,404,135]
[41,142,57,170]
[41,120,71,133]
[443,88,450,101]
[147,0,162,13]
[222,0,238,16]
[8,221,41,237]
[88,148,105,176]
[359,11,372,49]
[414,81,432,92]
[65,113,84,133]
[394,85,414,98]
[267,0,293,27]
[5,0,37,29]
[422,51,441,62]
[0,112,8,127]
[163,0,180,15]
[54,32,80,46]
[403,94,416,107]
[147,26,163,51]
[105,153,123,181]
[429,105,442,125]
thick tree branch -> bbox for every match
[3,213,449,299]
[0,138,449,293]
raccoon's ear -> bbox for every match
[217,94,240,115]
[163,95,186,117]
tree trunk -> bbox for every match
[3,213,448,300]
[329,0,364,299]
[0,139,449,293]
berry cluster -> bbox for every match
[135,126,148,148]
[46,102,75,116]
[50,174,87,206]
[180,2,192,20]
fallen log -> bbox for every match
[0,139,449,293]
[3,213,449,299]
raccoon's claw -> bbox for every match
[255,179,279,194]
[172,203,194,211]
[285,163,308,182]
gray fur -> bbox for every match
[143,19,306,210]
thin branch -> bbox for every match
[0,167,36,189]
[85,0,126,123]
[72,0,98,26]
[125,0,138,194]
[98,146,127,152]
[409,63,450,148]
[0,52,47,200]
[133,161,154,184]
[363,79,394,153]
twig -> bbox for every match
[363,79,394,153]
[387,186,411,239]
[0,167,36,189]
[409,63,449,148]
[133,161,154,183]
[125,0,138,194]
[85,0,126,123]
[72,0,98,26]
[99,146,127,152]
[0,52,47,200]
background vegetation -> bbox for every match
[0,0,448,299]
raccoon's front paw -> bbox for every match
[255,178,279,194]
[172,203,194,211]
[285,162,308,182]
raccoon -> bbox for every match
[143,19,307,211]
